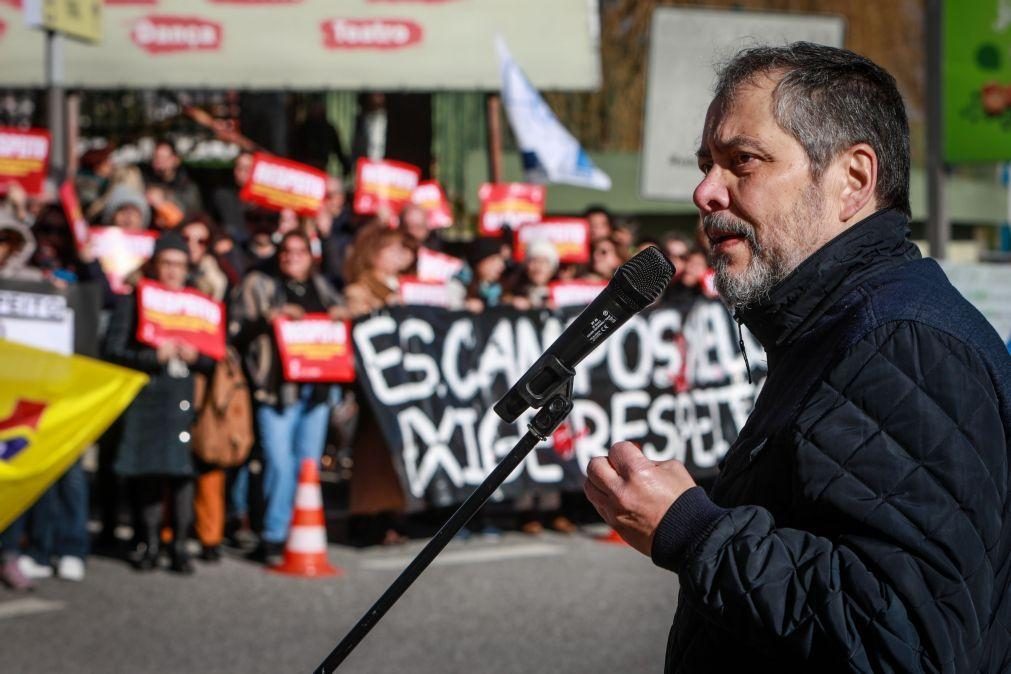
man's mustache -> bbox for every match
[702,213,760,252]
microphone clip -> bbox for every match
[527,379,574,441]
[493,353,575,424]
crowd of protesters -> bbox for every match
[0,138,715,590]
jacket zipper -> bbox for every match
[734,312,753,384]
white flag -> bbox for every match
[496,36,611,191]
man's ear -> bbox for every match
[837,143,878,222]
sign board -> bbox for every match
[513,218,590,264]
[240,153,327,216]
[24,0,102,43]
[0,127,50,196]
[274,315,355,383]
[135,279,226,361]
[641,7,844,200]
[944,1,1011,162]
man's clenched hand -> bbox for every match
[584,442,697,556]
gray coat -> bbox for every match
[103,293,215,477]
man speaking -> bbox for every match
[585,43,1011,672]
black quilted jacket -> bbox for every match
[651,209,1011,673]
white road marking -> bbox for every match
[360,542,565,571]
[0,598,65,620]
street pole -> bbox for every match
[486,93,503,183]
[45,29,66,177]
[926,0,949,259]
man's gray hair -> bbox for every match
[715,42,910,217]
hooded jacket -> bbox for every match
[652,209,1011,673]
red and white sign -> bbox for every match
[410,180,452,228]
[136,279,226,361]
[131,16,223,55]
[398,277,452,308]
[477,182,545,236]
[416,247,463,282]
[701,268,719,299]
[514,218,590,265]
[353,158,421,215]
[549,280,607,308]
[58,181,90,252]
[89,227,158,295]
[273,315,355,383]
[0,128,49,196]
[240,152,327,216]
[321,18,422,50]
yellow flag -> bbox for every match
[0,340,147,531]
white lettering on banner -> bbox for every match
[143,286,220,324]
[517,223,586,245]
[0,291,66,321]
[252,162,325,199]
[361,163,419,191]
[0,133,48,160]
[279,320,346,344]
[482,210,541,232]
[323,19,422,49]
[131,17,222,52]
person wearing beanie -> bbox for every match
[504,238,559,311]
[102,183,151,230]
[101,228,215,575]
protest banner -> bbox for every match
[58,180,90,251]
[410,180,453,228]
[353,158,421,215]
[0,127,50,195]
[549,279,607,308]
[477,182,545,236]
[89,227,158,295]
[273,314,354,383]
[513,217,590,264]
[351,296,766,509]
[399,277,453,308]
[135,279,226,360]
[240,152,327,216]
[416,247,464,282]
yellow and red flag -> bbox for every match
[0,340,147,531]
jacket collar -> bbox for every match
[735,209,920,350]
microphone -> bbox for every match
[494,245,675,423]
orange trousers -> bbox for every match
[194,467,225,547]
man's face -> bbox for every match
[693,76,828,308]
[152,144,179,179]
[234,153,253,187]
[587,213,611,242]
[325,177,345,215]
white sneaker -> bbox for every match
[16,555,53,579]
[57,556,85,582]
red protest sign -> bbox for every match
[410,180,452,228]
[353,158,421,215]
[399,276,452,308]
[136,279,227,361]
[89,227,158,294]
[240,152,328,216]
[477,182,545,236]
[416,247,464,282]
[273,315,355,383]
[58,180,90,252]
[513,218,591,265]
[0,128,50,196]
[549,280,607,308]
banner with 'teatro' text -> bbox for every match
[352,296,766,510]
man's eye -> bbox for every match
[699,162,713,175]
[734,153,755,166]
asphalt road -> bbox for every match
[1,529,678,674]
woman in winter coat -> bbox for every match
[102,230,216,574]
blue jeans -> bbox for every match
[25,461,90,562]
[256,386,335,544]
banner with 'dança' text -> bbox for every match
[352,296,766,510]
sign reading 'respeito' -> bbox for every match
[135,278,226,361]
[0,128,50,195]
[273,314,355,383]
[240,153,327,216]
[513,218,591,265]
[353,158,421,215]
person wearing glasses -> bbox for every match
[230,231,348,566]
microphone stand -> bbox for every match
[313,380,575,673]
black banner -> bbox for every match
[352,296,767,510]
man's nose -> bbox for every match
[693,167,731,213]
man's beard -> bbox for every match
[703,187,822,309]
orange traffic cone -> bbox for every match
[271,458,341,577]
[595,528,629,546]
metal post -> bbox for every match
[45,29,66,176]
[926,0,949,259]
[486,93,503,183]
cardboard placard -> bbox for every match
[398,276,452,308]
[353,158,421,215]
[477,182,545,236]
[239,152,328,216]
[548,280,607,308]
[273,314,355,383]
[416,247,464,282]
[136,278,226,360]
[0,127,50,196]
[410,180,452,228]
[89,226,158,295]
[513,218,590,265]
[58,180,90,252]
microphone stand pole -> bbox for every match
[313,382,575,674]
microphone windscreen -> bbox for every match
[617,246,676,309]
